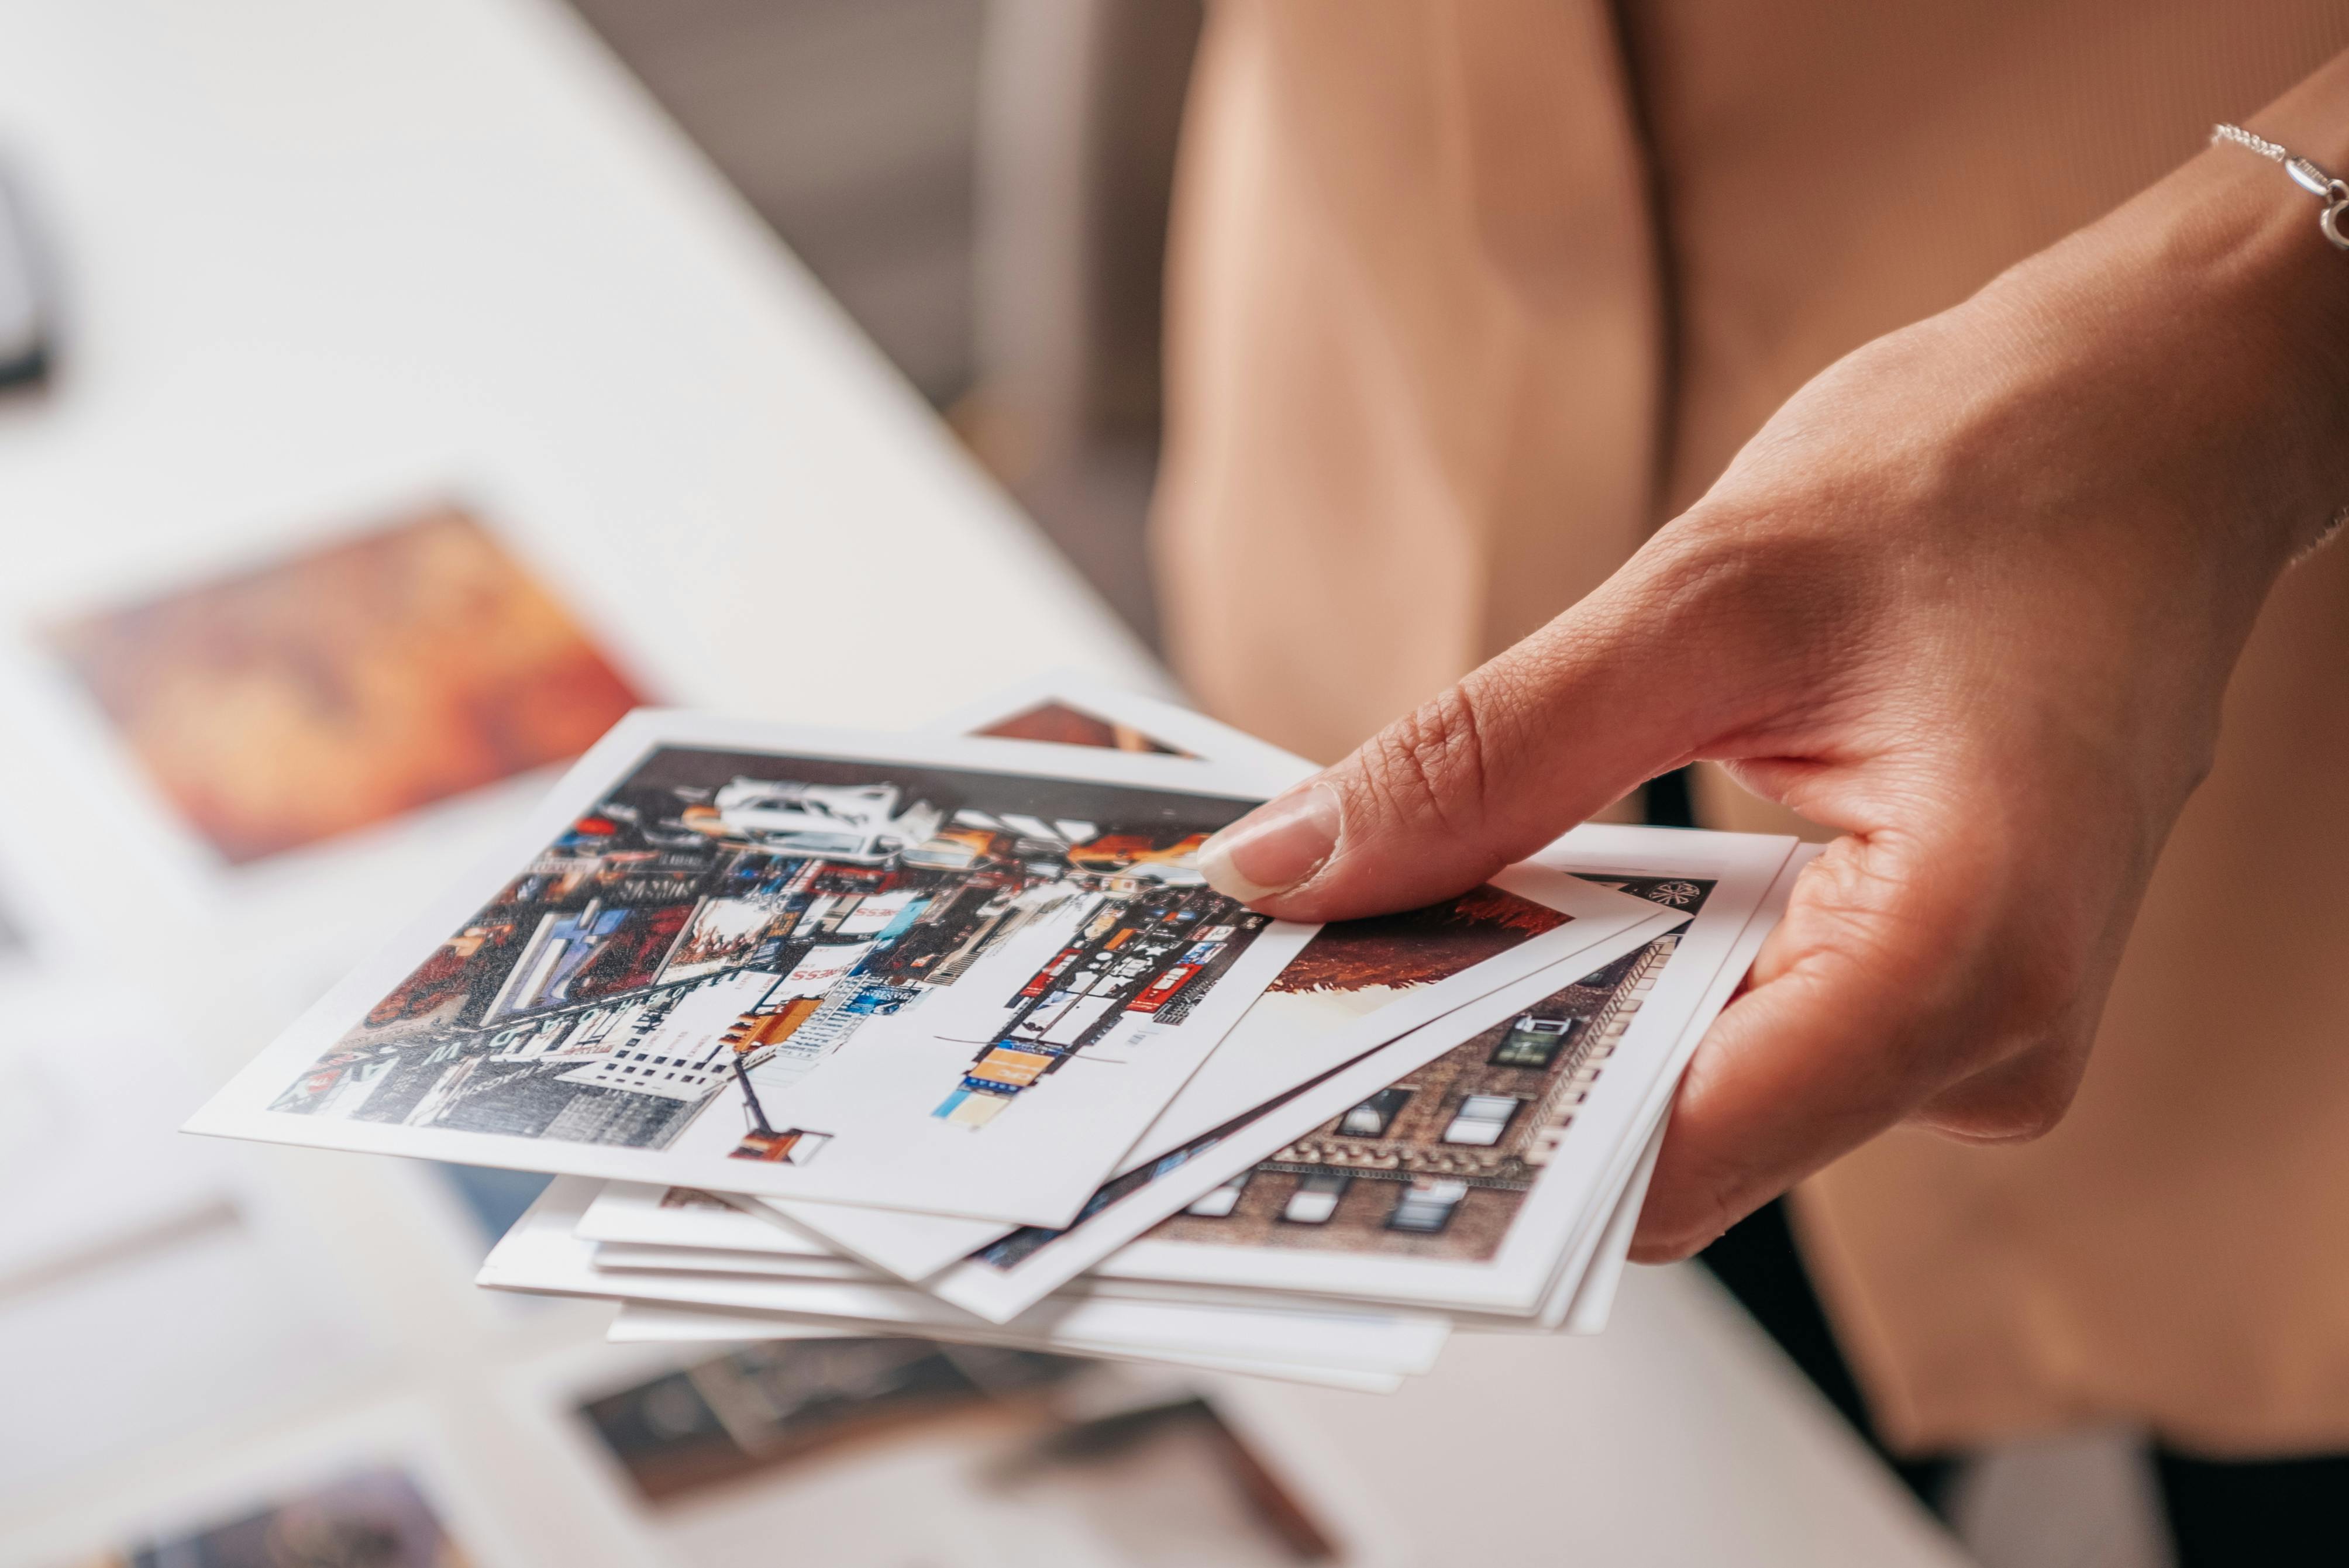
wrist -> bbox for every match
[2088,133,2349,572]
[1928,128,2349,641]
[2185,57,2349,554]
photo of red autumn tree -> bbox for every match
[1270,883,1568,995]
[974,701,1191,756]
[48,505,647,864]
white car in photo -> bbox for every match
[705,778,946,864]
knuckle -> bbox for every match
[1628,502,1879,677]
[1361,683,1494,838]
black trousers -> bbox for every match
[1646,769,2348,1564]
[1700,1198,2349,1565]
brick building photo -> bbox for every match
[1154,931,1683,1263]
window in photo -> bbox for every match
[1442,1094,1522,1147]
[1279,1173,1349,1225]
[1387,1178,1471,1233]
[1338,1087,1412,1138]
[1185,1173,1249,1218]
[1489,1014,1581,1069]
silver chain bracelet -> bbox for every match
[2213,125,2349,560]
[2212,123,2349,250]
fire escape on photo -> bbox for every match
[935,881,1263,1129]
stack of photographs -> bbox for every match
[188,673,1810,1392]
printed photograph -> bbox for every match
[972,699,1193,757]
[69,1467,471,1568]
[1263,884,1569,1001]
[1148,876,1717,1263]
[963,878,1575,1276]
[580,1337,1085,1499]
[267,745,1269,1162]
[579,1340,1335,1564]
[45,504,647,864]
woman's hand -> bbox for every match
[1194,73,2349,1260]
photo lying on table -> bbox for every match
[600,1300,1413,1395]
[42,504,647,867]
[188,714,1316,1225]
[1098,828,1792,1315]
[565,1336,1371,1564]
[61,1465,473,1568]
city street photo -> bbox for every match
[188,714,1315,1226]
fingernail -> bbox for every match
[1198,783,1343,903]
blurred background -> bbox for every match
[0,3,2164,1566]
[568,0,1201,646]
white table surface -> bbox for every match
[0,1,1961,1563]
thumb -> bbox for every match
[1197,614,1713,921]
